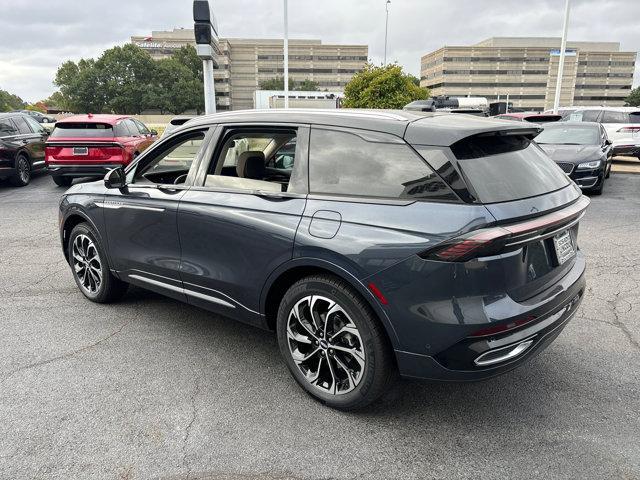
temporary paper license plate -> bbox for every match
[553,230,575,265]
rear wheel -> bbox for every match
[68,223,128,303]
[52,175,73,187]
[276,274,395,410]
[9,155,31,187]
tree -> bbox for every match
[152,58,204,114]
[95,44,157,114]
[0,88,26,112]
[26,102,47,113]
[54,58,105,113]
[41,91,73,112]
[258,77,319,91]
[626,87,640,107]
[295,79,319,91]
[343,63,430,109]
[53,44,204,114]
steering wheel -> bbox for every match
[174,173,188,185]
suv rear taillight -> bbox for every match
[420,196,590,262]
[617,126,640,133]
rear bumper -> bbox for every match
[369,242,586,381]
[47,163,124,178]
[395,301,579,381]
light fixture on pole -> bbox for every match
[553,0,571,114]
[384,0,391,65]
[283,0,289,108]
[193,0,220,115]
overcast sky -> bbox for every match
[0,0,638,102]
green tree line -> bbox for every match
[53,44,205,114]
[0,89,26,112]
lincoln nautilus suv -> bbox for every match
[58,109,588,410]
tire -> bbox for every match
[276,274,395,410]
[52,175,73,187]
[605,163,611,179]
[9,155,31,187]
[68,223,128,303]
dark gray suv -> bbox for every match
[58,110,588,409]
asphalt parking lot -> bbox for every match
[1,172,639,480]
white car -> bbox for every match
[565,107,640,158]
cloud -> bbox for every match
[0,0,638,102]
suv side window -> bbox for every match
[132,119,150,135]
[131,130,206,185]
[204,128,302,193]
[309,127,458,201]
[578,110,602,122]
[0,119,18,137]
[12,116,33,135]
[23,116,45,134]
[123,119,139,136]
[601,110,628,123]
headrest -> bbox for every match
[236,151,266,179]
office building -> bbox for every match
[131,29,368,110]
[420,37,636,110]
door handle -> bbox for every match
[254,190,291,200]
[157,184,185,193]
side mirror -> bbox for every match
[104,167,126,189]
[150,129,158,136]
[605,139,612,146]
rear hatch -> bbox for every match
[407,116,588,302]
[45,122,127,165]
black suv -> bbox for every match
[0,112,49,186]
[59,110,588,409]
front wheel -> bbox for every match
[9,155,31,187]
[277,275,395,410]
[52,175,73,187]
[68,223,128,303]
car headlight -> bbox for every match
[576,160,601,170]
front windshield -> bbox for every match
[535,126,599,145]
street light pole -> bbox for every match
[283,0,289,108]
[384,0,390,65]
[553,0,571,114]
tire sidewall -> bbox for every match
[276,277,381,409]
[68,224,110,302]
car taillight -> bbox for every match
[91,146,124,159]
[617,126,640,133]
[421,227,510,262]
[420,196,590,262]
[469,315,537,337]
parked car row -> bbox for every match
[0,112,157,187]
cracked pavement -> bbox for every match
[0,174,639,480]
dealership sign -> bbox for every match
[133,40,185,50]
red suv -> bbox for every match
[45,114,157,187]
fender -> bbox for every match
[259,256,401,349]
[60,198,112,267]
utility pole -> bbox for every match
[553,0,571,114]
[283,0,289,108]
[384,0,391,65]
[193,0,220,115]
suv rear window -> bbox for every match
[629,112,640,124]
[450,134,570,203]
[50,122,114,138]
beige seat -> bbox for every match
[205,151,281,192]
